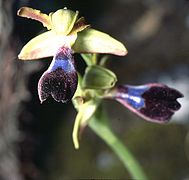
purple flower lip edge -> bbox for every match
[38,47,78,104]
[109,83,184,123]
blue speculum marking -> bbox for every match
[48,56,75,73]
[121,85,149,109]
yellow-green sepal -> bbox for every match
[73,28,128,56]
[49,8,79,35]
[18,31,77,60]
[17,7,81,35]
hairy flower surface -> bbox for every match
[38,47,77,103]
[110,83,183,123]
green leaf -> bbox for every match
[82,65,117,89]
[18,31,77,60]
[49,8,79,35]
[73,28,128,56]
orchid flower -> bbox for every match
[107,83,183,123]
[18,6,183,151]
[17,7,127,103]
[18,6,184,178]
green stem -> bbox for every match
[88,109,148,180]
[72,112,81,149]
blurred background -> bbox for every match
[0,0,189,179]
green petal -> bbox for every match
[17,7,51,30]
[73,28,128,56]
[82,65,117,89]
[49,8,79,35]
[69,17,90,35]
[18,31,77,60]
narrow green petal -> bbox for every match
[18,31,77,60]
[17,7,51,30]
[73,28,128,56]
[69,17,90,35]
[50,8,79,35]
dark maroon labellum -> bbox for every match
[112,83,183,123]
[38,47,78,103]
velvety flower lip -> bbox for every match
[110,83,183,123]
[38,47,78,103]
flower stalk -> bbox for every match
[89,106,148,180]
